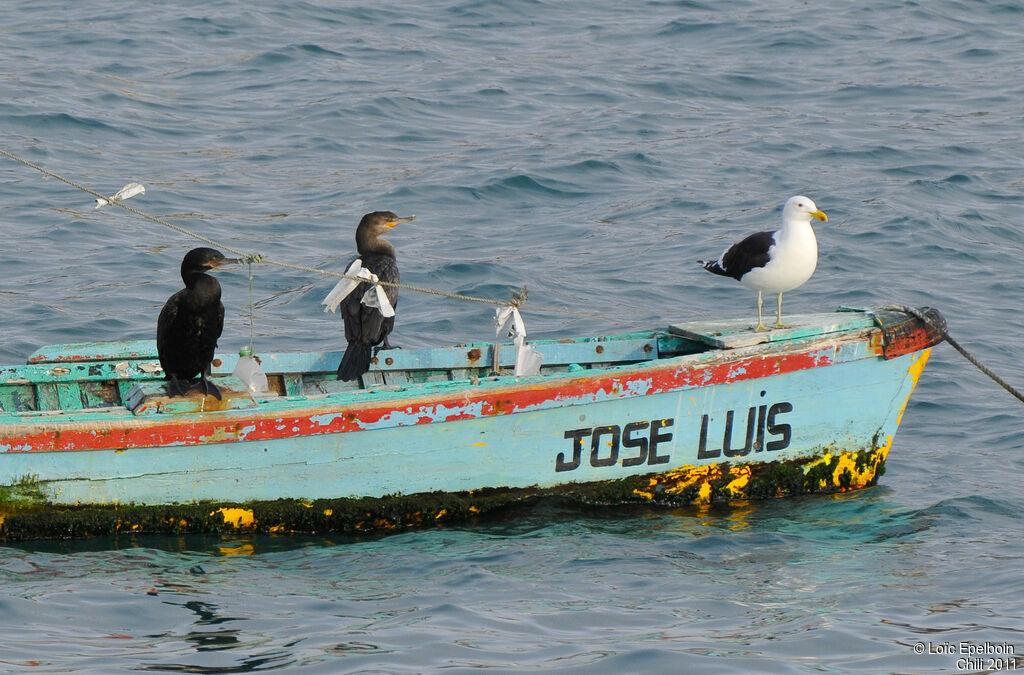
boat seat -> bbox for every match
[668,312,875,349]
[126,377,258,416]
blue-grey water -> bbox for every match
[2,0,1023,672]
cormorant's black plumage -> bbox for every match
[157,247,237,399]
[337,211,413,381]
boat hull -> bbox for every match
[0,307,942,540]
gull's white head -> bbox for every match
[783,195,828,224]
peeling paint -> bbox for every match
[0,441,899,542]
[0,311,943,541]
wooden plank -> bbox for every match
[20,333,662,384]
[81,381,125,409]
[36,383,61,411]
[0,385,36,413]
[254,336,659,375]
[1,360,163,384]
[668,312,876,349]
[281,374,304,397]
[384,371,409,385]
[28,339,158,363]
[127,377,258,416]
[56,384,84,411]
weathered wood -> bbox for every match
[669,312,876,349]
[126,377,257,415]
[0,307,946,542]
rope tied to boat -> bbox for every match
[881,304,1024,405]
[0,148,522,310]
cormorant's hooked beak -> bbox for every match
[208,257,242,268]
[386,215,416,228]
[811,210,828,222]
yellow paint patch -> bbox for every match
[214,507,255,529]
[802,452,834,474]
[725,465,752,498]
[876,435,893,463]
[897,349,931,427]
[802,451,835,489]
[830,448,885,491]
[632,463,724,502]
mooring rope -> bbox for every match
[0,147,522,309]
[881,304,1024,405]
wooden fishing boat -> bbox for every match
[0,306,944,541]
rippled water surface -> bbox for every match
[2,0,1024,672]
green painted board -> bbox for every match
[668,312,877,349]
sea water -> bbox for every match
[1,0,1023,671]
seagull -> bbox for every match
[700,195,828,331]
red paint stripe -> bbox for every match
[3,348,834,453]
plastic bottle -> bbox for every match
[232,347,268,394]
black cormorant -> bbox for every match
[157,247,239,399]
[335,211,415,381]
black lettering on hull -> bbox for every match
[697,401,793,460]
[556,418,674,472]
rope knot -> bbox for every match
[244,253,265,264]
[509,285,529,307]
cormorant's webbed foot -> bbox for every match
[165,375,192,398]
[195,375,223,401]
[374,339,400,355]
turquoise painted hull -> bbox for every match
[0,307,944,539]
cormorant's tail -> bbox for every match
[337,342,373,381]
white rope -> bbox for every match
[0,147,523,309]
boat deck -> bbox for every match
[0,307,925,417]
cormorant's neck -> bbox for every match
[357,232,395,258]
[183,271,221,299]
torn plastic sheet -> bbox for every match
[95,182,146,208]
[495,306,543,377]
[322,259,395,318]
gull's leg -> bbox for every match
[774,292,788,329]
[754,290,768,332]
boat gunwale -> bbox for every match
[0,308,944,441]
[0,325,896,449]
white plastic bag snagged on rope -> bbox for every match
[321,259,395,318]
[95,182,146,208]
[495,306,543,377]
